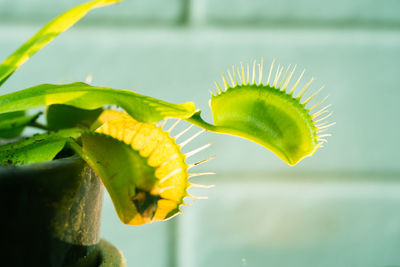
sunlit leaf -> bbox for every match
[0,0,121,87]
[0,82,196,123]
[0,129,82,165]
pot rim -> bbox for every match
[0,156,84,173]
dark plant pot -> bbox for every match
[0,157,104,267]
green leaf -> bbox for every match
[47,104,103,130]
[0,128,82,165]
[0,111,41,138]
[75,118,191,225]
[0,82,196,123]
[0,0,121,87]
[79,132,156,224]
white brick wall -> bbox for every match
[178,174,400,267]
[0,0,185,24]
[200,0,400,25]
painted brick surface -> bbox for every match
[0,0,184,24]
[178,174,400,267]
[201,0,400,25]
[1,26,399,172]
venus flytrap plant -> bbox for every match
[0,0,333,228]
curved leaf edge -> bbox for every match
[0,0,121,87]
[0,82,196,124]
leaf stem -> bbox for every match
[186,111,231,135]
[28,121,48,131]
[67,139,86,160]
[67,138,97,170]
[186,111,217,132]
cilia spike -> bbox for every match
[188,155,216,170]
[82,112,214,225]
[190,58,334,165]
[179,129,205,148]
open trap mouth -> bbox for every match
[82,111,215,225]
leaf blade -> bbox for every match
[47,104,103,130]
[0,82,195,123]
[0,111,41,138]
[0,129,82,165]
[0,0,121,86]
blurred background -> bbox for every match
[1,0,400,266]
